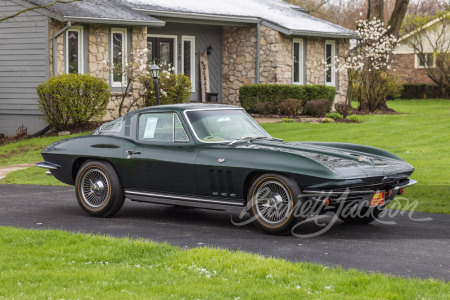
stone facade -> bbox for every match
[48,22,148,120]
[48,18,65,77]
[108,26,148,120]
[259,25,292,85]
[222,25,349,106]
[49,18,349,117]
[222,26,257,106]
[391,53,435,84]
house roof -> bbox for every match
[30,0,358,38]
[29,0,166,26]
[397,12,450,43]
[128,0,359,38]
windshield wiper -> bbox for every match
[228,136,283,146]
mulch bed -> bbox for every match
[0,121,107,147]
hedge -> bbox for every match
[239,84,336,112]
[400,84,445,99]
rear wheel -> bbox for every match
[247,173,301,235]
[75,160,124,217]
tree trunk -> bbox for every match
[367,0,384,20]
[386,0,410,39]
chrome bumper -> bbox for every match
[36,161,60,170]
[302,179,417,198]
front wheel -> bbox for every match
[247,173,301,235]
[75,160,125,217]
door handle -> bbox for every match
[126,150,141,159]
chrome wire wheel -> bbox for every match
[80,168,110,208]
[254,180,292,224]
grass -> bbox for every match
[261,99,450,214]
[1,100,449,213]
[0,227,448,299]
[0,132,89,167]
[0,166,66,185]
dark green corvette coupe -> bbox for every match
[38,104,416,235]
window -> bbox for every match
[111,28,127,87]
[66,27,83,74]
[147,35,177,72]
[182,36,196,91]
[415,53,435,68]
[292,38,304,85]
[138,113,189,142]
[185,109,270,143]
[324,40,336,86]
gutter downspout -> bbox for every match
[52,21,71,77]
[256,21,261,84]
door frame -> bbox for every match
[147,34,178,72]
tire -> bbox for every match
[247,173,301,235]
[337,204,383,224]
[75,160,125,217]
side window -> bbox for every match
[138,113,189,142]
[174,114,189,142]
[111,28,127,87]
[292,38,304,85]
[66,26,84,74]
[324,40,336,86]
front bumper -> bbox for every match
[303,179,417,209]
[36,161,61,170]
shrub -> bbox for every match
[326,112,343,120]
[304,99,330,118]
[281,118,295,123]
[142,73,191,106]
[401,84,444,99]
[37,74,110,130]
[385,75,403,100]
[321,118,335,123]
[334,103,350,118]
[280,99,303,117]
[255,102,277,115]
[239,84,335,113]
[347,115,361,123]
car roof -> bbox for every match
[124,103,243,116]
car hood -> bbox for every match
[239,140,414,179]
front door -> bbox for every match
[147,37,174,69]
[122,112,198,195]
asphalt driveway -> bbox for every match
[0,184,448,281]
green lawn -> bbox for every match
[1,100,449,213]
[261,100,450,214]
[0,132,89,167]
[0,227,447,299]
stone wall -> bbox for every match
[108,26,148,119]
[305,38,348,104]
[336,39,350,104]
[222,25,349,106]
[259,25,292,84]
[391,53,434,84]
[221,26,257,105]
[48,18,65,76]
[305,37,325,85]
[48,22,148,120]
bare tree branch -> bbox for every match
[0,0,81,23]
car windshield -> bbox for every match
[185,109,271,142]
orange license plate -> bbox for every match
[370,191,385,207]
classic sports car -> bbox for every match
[38,103,416,235]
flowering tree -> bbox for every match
[103,48,150,117]
[327,17,398,112]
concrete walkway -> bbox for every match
[0,163,38,180]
